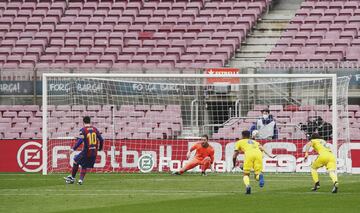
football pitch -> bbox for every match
[0,173,359,213]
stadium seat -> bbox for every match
[0,0,271,71]
[4,132,19,139]
[267,0,360,64]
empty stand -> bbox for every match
[0,0,271,71]
[0,104,183,139]
[266,0,360,64]
[0,104,359,140]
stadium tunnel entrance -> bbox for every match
[205,100,237,133]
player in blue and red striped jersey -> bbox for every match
[64,116,104,185]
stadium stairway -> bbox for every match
[230,0,303,68]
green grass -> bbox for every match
[0,173,360,213]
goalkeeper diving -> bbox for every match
[173,135,214,176]
[232,130,276,194]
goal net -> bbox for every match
[42,74,351,174]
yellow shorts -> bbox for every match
[243,151,263,174]
[311,152,336,171]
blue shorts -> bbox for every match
[74,153,96,168]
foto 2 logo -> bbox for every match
[17,141,42,172]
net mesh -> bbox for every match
[43,75,351,174]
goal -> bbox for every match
[42,73,351,175]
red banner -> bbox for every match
[1,139,360,173]
[0,140,42,172]
[205,68,240,84]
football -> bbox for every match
[252,130,259,139]
[65,179,74,184]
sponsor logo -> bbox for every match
[206,68,240,84]
[50,142,351,173]
[138,154,155,173]
[17,141,42,172]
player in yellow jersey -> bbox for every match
[232,130,276,194]
[304,133,338,193]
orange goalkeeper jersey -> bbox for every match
[190,142,215,162]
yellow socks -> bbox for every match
[329,171,338,184]
[311,169,338,186]
[311,168,319,183]
[243,175,250,187]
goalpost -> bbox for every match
[42,73,351,175]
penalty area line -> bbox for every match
[0,192,233,196]
[0,189,236,193]
[1,191,357,196]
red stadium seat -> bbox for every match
[0,0,273,71]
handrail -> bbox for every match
[235,99,241,117]
[190,99,198,134]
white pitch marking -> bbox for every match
[0,191,233,196]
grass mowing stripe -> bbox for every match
[0,192,358,195]
[1,173,359,213]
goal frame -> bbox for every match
[42,73,338,175]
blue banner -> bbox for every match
[0,76,356,96]
[0,81,33,95]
